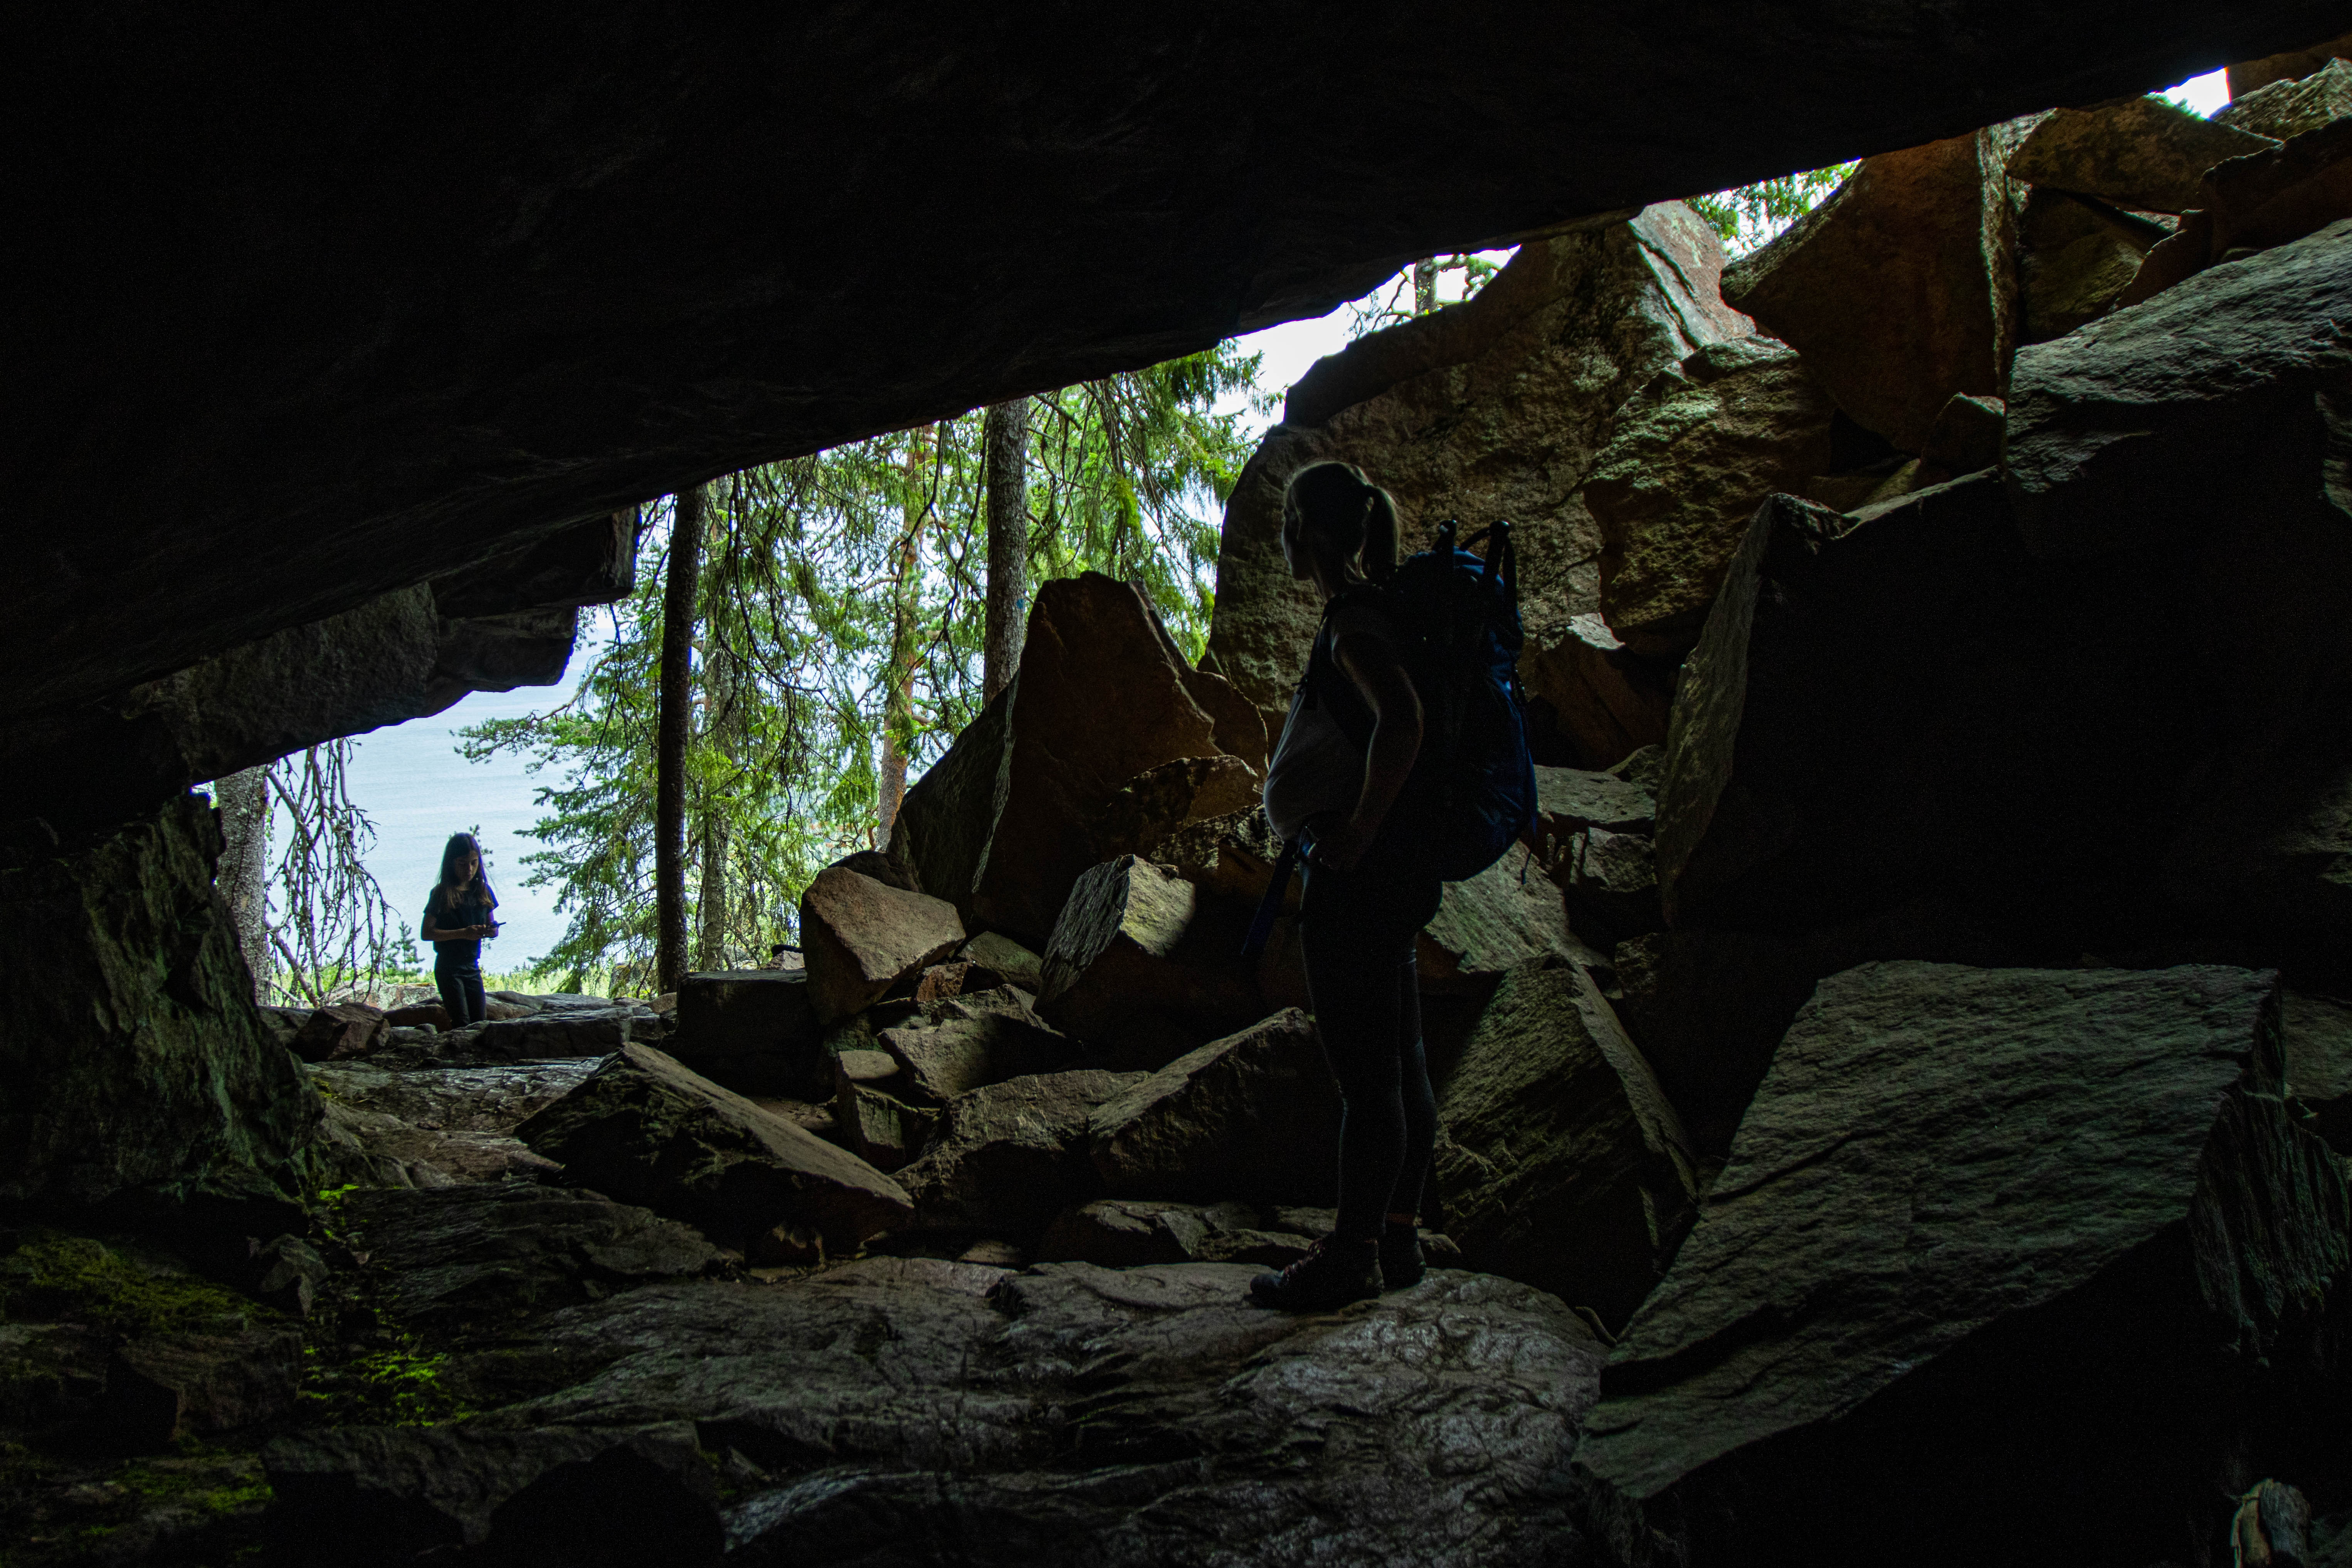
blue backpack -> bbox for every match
[1244,520,1538,954]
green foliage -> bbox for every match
[1690,164,1858,257]
[465,345,1268,987]
[1347,252,1508,338]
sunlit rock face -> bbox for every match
[3,6,2335,768]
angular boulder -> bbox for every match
[2229,29,2352,99]
[1518,613,1676,770]
[291,1002,390,1063]
[1034,1197,1462,1272]
[1573,962,2348,1568]
[1088,1009,1338,1206]
[798,866,964,1024]
[1202,204,1752,730]
[1585,336,1836,655]
[1529,763,1655,858]
[667,969,825,1097]
[2005,94,2276,213]
[1433,960,1697,1330]
[1552,827,1663,951]
[2007,215,2352,559]
[894,1069,1145,1238]
[833,1081,938,1174]
[877,1008,1070,1102]
[957,931,1042,993]
[104,1324,304,1445]
[1723,131,2014,451]
[2284,987,2352,1153]
[516,1044,913,1253]
[1418,839,1596,995]
[887,573,1266,945]
[2015,189,2166,344]
[1036,854,1258,1059]
[2216,55,2352,141]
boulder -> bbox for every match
[384,1002,451,1029]
[1518,613,1675,770]
[957,931,1042,992]
[832,1082,937,1175]
[2016,189,2166,343]
[333,1183,729,1327]
[1529,764,1655,860]
[2205,117,2352,260]
[910,960,998,1003]
[516,1044,913,1253]
[0,795,325,1220]
[250,1232,331,1317]
[1088,1010,1338,1206]
[2217,55,2352,141]
[1433,960,1697,1330]
[1915,390,2007,473]
[2007,217,2352,560]
[1723,130,2015,451]
[103,1324,304,1445]
[265,1422,719,1564]
[887,573,1266,945]
[1036,854,1258,1060]
[2005,94,2276,213]
[1612,901,2019,1156]
[1572,962,2349,1568]
[667,969,825,1097]
[2230,29,2352,99]
[877,1009,1070,1102]
[1552,827,1663,951]
[1419,839,1598,995]
[1202,204,1752,730]
[1585,336,1837,655]
[797,866,965,1023]
[894,1069,1146,1238]
[2284,988,2352,1153]
[307,1058,595,1188]
[291,1002,391,1062]
[1152,804,1289,905]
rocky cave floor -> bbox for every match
[0,1022,1604,1568]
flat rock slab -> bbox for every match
[329,1257,1600,1566]
[1089,1010,1338,1207]
[518,1044,913,1252]
[1573,961,2349,1568]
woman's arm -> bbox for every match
[1311,629,1424,871]
[421,908,485,943]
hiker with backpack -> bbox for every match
[1247,461,1536,1310]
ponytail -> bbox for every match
[1282,461,1402,585]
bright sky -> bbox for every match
[283,66,2245,975]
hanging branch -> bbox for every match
[264,739,410,1007]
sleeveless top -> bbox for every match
[1261,600,1402,841]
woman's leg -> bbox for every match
[433,962,468,1024]
[459,965,487,1025]
[1298,869,1429,1244]
[1387,943,1438,1225]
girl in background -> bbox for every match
[421,830,499,1026]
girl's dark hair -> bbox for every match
[439,832,496,905]
[1282,461,1400,583]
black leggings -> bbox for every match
[1298,853,1442,1244]
[435,960,488,1027]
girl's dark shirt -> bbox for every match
[425,884,495,967]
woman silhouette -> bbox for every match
[420,831,499,1027]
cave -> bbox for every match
[7,7,2352,1565]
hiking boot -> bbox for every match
[1249,1236,1381,1311]
[1379,1224,1424,1291]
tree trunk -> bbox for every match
[981,397,1031,704]
[876,429,931,842]
[215,764,272,1002]
[655,484,706,993]
[1414,257,1439,314]
[695,814,730,971]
